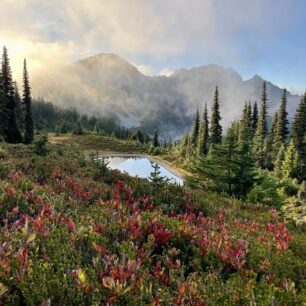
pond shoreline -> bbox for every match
[90,151,184,181]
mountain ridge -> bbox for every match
[32,53,301,137]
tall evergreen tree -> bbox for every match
[275,88,289,145]
[153,129,159,147]
[282,140,301,179]
[0,69,8,136]
[251,101,258,138]
[197,103,209,156]
[209,86,222,144]
[13,81,23,131]
[23,59,34,144]
[239,102,252,144]
[191,108,200,146]
[1,47,22,143]
[291,93,306,180]
[253,82,269,168]
[274,145,285,178]
[264,112,278,170]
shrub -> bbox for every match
[34,132,48,156]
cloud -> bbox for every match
[0,0,304,91]
[134,64,155,76]
[159,68,174,77]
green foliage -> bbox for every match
[153,129,159,147]
[23,59,34,144]
[149,162,169,193]
[275,88,289,145]
[34,132,48,156]
[197,104,209,156]
[248,170,282,206]
[73,120,84,135]
[253,82,268,168]
[90,152,110,175]
[191,108,200,146]
[282,140,301,179]
[209,86,222,144]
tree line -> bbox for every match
[179,83,305,197]
[0,46,33,144]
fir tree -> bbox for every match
[13,81,23,131]
[153,129,159,147]
[197,103,209,156]
[23,59,34,144]
[275,88,289,145]
[253,82,269,168]
[189,126,254,196]
[209,86,222,144]
[264,112,278,170]
[282,140,301,179]
[251,101,258,138]
[149,163,169,193]
[2,47,22,143]
[274,145,285,178]
[0,69,8,136]
[239,102,252,144]
[291,93,306,180]
[191,108,200,146]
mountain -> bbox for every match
[32,53,301,137]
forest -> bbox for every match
[0,47,306,305]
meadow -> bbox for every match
[0,135,305,305]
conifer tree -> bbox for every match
[2,47,22,143]
[0,69,7,136]
[239,102,252,143]
[153,129,159,147]
[209,86,222,144]
[274,145,285,178]
[190,126,254,196]
[13,81,23,131]
[237,104,255,196]
[253,82,269,168]
[197,103,209,156]
[23,59,34,144]
[275,88,289,145]
[251,101,258,137]
[291,93,306,180]
[264,112,278,170]
[191,108,200,146]
[282,140,301,179]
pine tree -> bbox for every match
[2,47,22,143]
[251,101,258,138]
[275,88,289,145]
[13,81,23,131]
[197,103,209,156]
[23,59,34,144]
[189,126,254,196]
[237,104,255,196]
[274,145,285,178]
[291,93,306,180]
[209,86,222,144]
[253,82,269,168]
[282,140,301,179]
[239,102,252,144]
[191,108,200,146]
[0,69,8,136]
[153,129,159,147]
[264,112,278,170]
[149,163,169,193]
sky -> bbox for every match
[0,0,306,94]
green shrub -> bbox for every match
[34,132,48,156]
